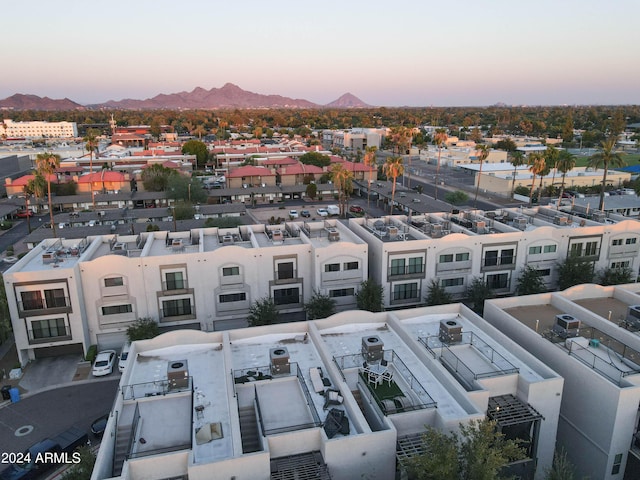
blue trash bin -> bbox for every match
[9,387,20,403]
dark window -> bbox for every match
[627,238,637,245]
[44,288,66,308]
[390,258,405,275]
[330,288,355,297]
[439,254,453,263]
[219,292,247,303]
[277,262,295,279]
[162,298,192,317]
[101,304,133,315]
[408,257,424,274]
[324,263,340,272]
[165,272,185,290]
[222,266,240,276]
[484,250,498,266]
[20,291,43,310]
[455,252,469,261]
[273,287,300,305]
[500,249,514,265]
[441,278,464,287]
[393,283,418,300]
[344,262,359,271]
[31,318,66,339]
[104,277,124,287]
[537,268,551,276]
[486,273,509,289]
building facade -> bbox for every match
[1,119,78,138]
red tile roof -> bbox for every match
[77,171,126,183]
[9,174,57,186]
[228,165,275,178]
[263,157,298,166]
[277,164,323,175]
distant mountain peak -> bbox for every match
[325,92,371,108]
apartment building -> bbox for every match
[90,303,561,480]
[1,119,78,139]
[484,283,640,479]
[322,128,387,151]
[418,144,508,167]
[349,207,640,309]
[4,220,368,363]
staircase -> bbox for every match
[112,424,132,477]
[239,406,261,453]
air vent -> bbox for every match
[327,228,340,242]
[626,305,640,328]
[362,335,384,362]
[553,314,580,339]
[272,230,284,244]
[270,347,290,375]
[167,360,189,389]
[439,319,463,344]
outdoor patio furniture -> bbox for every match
[323,408,345,439]
[323,388,343,410]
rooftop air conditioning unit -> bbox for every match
[327,228,340,242]
[552,314,581,339]
[42,253,57,264]
[222,234,234,244]
[439,319,463,344]
[112,242,127,255]
[362,335,384,362]
[167,360,189,390]
[473,221,486,233]
[431,224,443,238]
[270,347,290,375]
[388,226,399,239]
[272,230,284,243]
[514,217,527,230]
[626,305,640,329]
[592,211,606,222]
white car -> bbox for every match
[317,208,329,217]
[118,343,131,373]
[92,350,117,377]
[289,210,299,219]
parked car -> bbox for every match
[316,208,329,217]
[326,205,340,216]
[289,210,299,219]
[300,210,311,218]
[118,343,131,373]
[15,210,33,218]
[349,205,364,214]
[92,350,116,377]
[90,413,110,437]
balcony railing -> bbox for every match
[387,263,426,278]
[160,305,194,320]
[482,256,515,269]
[161,279,189,292]
[275,269,298,282]
[18,297,71,317]
[274,295,302,307]
[27,325,72,344]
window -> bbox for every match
[570,243,583,256]
[439,254,454,263]
[612,453,623,475]
[408,257,424,274]
[543,244,557,253]
[162,298,192,317]
[486,273,509,289]
[104,277,124,287]
[455,252,469,261]
[344,261,359,271]
[585,241,598,256]
[626,237,637,245]
[500,249,514,265]
[393,283,418,300]
[529,246,542,255]
[390,258,405,275]
[537,268,551,276]
[20,291,43,310]
[330,288,355,297]
[219,292,247,303]
[484,250,498,266]
[325,263,340,272]
[44,288,66,308]
[31,318,66,339]
[612,239,623,246]
[277,261,295,279]
[101,304,133,315]
[222,266,240,276]
[441,278,464,287]
[165,272,185,290]
[273,287,300,305]
[611,261,630,269]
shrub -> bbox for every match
[85,344,98,363]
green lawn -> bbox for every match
[573,153,639,168]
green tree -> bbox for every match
[509,151,526,199]
[466,277,493,315]
[433,129,448,201]
[356,279,384,312]
[495,137,517,152]
[555,150,576,208]
[527,152,546,206]
[35,152,61,237]
[444,190,469,206]
[61,446,95,480]
[0,274,12,343]
[182,139,209,168]
[516,266,547,295]
[405,419,525,480]
[127,317,160,341]
[305,182,317,199]
[588,136,626,211]
[557,256,594,290]
[331,163,353,217]
[141,164,178,191]
[167,175,207,204]
[383,156,404,215]
[84,129,99,210]
[545,448,576,480]
[247,297,279,327]
[425,280,453,306]
[598,266,634,286]
[562,113,574,145]
[299,151,331,168]
[473,144,490,208]
[363,146,377,208]
[304,290,336,320]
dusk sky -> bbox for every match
[2,0,639,107]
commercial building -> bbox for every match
[4,220,368,363]
[90,303,562,480]
[484,283,640,479]
[348,208,640,309]
[1,119,78,139]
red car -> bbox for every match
[15,210,33,218]
[349,205,364,214]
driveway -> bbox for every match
[18,354,86,393]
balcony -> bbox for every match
[608,244,639,258]
[220,273,244,287]
[160,305,195,322]
[161,279,192,294]
[27,325,72,344]
[273,295,302,308]
[387,263,426,279]
[274,268,298,284]
[436,259,472,274]
[18,297,71,318]
[321,267,363,284]
[481,255,515,271]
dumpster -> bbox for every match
[9,387,19,403]
[0,385,10,400]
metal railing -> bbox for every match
[567,339,640,386]
[27,325,72,344]
[388,263,426,277]
[482,256,515,268]
[121,377,193,400]
[18,296,70,313]
[161,279,189,291]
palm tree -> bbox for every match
[433,129,448,201]
[544,146,560,194]
[509,150,526,199]
[589,136,627,211]
[363,146,377,208]
[527,152,546,207]
[536,158,551,203]
[383,156,404,215]
[330,163,353,217]
[193,124,206,139]
[473,144,490,208]
[556,150,576,209]
[84,129,99,210]
[35,152,61,237]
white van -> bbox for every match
[118,342,131,373]
[326,205,340,216]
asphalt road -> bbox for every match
[0,379,120,454]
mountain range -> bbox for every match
[0,84,371,110]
